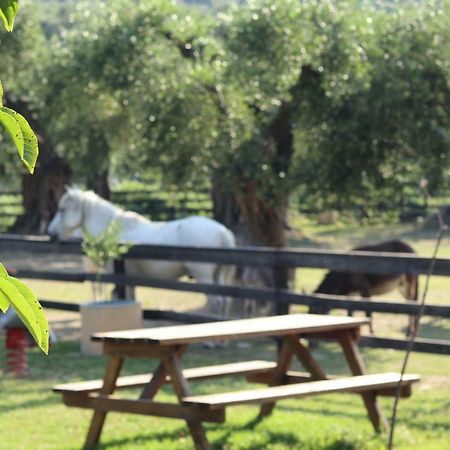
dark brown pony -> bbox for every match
[311,240,418,334]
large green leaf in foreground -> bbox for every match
[0,82,39,174]
[0,263,49,354]
[0,0,18,32]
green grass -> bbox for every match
[0,338,448,450]
[0,221,449,449]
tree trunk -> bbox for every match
[85,130,111,199]
[87,168,111,200]
[12,152,71,234]
[234,183,288,247]
[211,173,246,239]
[5,95,72,234]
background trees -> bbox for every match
[0,0,449,248]
[0,3,71,232]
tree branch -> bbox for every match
[268,64,321,174]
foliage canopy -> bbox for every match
[1,0,450,222]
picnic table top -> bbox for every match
[92,313,370,346]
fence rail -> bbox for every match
[3,234,450,276]
[1,234,449,355]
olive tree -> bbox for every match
[42,0,450,250]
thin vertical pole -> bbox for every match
[113,258,127,299]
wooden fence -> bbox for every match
[111,189,212,220]
[0,189,212,227]
[0,234,449,355]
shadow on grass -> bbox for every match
[95,426,190,450]
[416,318,450,341]
[0,392,61,413]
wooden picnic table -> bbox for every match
[53,314,420,450]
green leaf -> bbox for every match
[0,290,9,313]
[0,80,3,107]
[0,107,24,158]
[0,262,8,277]
[0,276,42,349]
[0,264,9,312]
[0,0,19,32]
[1,106,39,174]
[7,276,49,354]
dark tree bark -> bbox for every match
[15,153,71,234]
[85,130,111,200]
[5,95,72,234]
[211,173,245,237]
[214,65,321,249]
[87,168,111,200]
[234,185,289,247]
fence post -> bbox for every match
[113,259,127,300]
[273,265,290,316]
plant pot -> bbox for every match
[80,300,142,356]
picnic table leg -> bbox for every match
[84,356,124,449]
[259,336,294,417]
[287,335,327,380]
[140,347,187,400]
[139,361,167,399]
[338,331,388,433]
[163,346,211,450]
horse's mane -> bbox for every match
[81,190,124,214]
[76,189,151,226]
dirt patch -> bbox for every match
[2,250,84,273]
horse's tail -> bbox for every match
[213,227,236,286]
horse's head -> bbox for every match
[47,188,84,239]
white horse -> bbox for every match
[47,188,236,317]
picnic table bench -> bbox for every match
[53,314,420,450]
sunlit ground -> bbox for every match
[0,219,448,449]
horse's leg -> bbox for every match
[404,274,419,336]
[186,262,228,347]
[187,263,222,316]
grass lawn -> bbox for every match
[0,219,449,449]
[0,337,448,450]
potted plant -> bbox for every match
[80,221,142,355]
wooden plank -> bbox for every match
[3,234,450,276]
[92,314,369,345]
[53,360,279,394]
[54,374,151,393]
[40,300,80,312]
[63,394,224,423]
[247,371,413,397]
[0,234,83,255]
[142,295,450,321]
[183,360,278,380]
[32,298,450,330]
[281,293,450,318]
[35,290,450,322]
[124,246,450,276]
[101,342,170,358]
[143,309,222,323]
[182,373,420,409]
[360,336,450,355]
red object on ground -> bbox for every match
[5,327,28,377]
